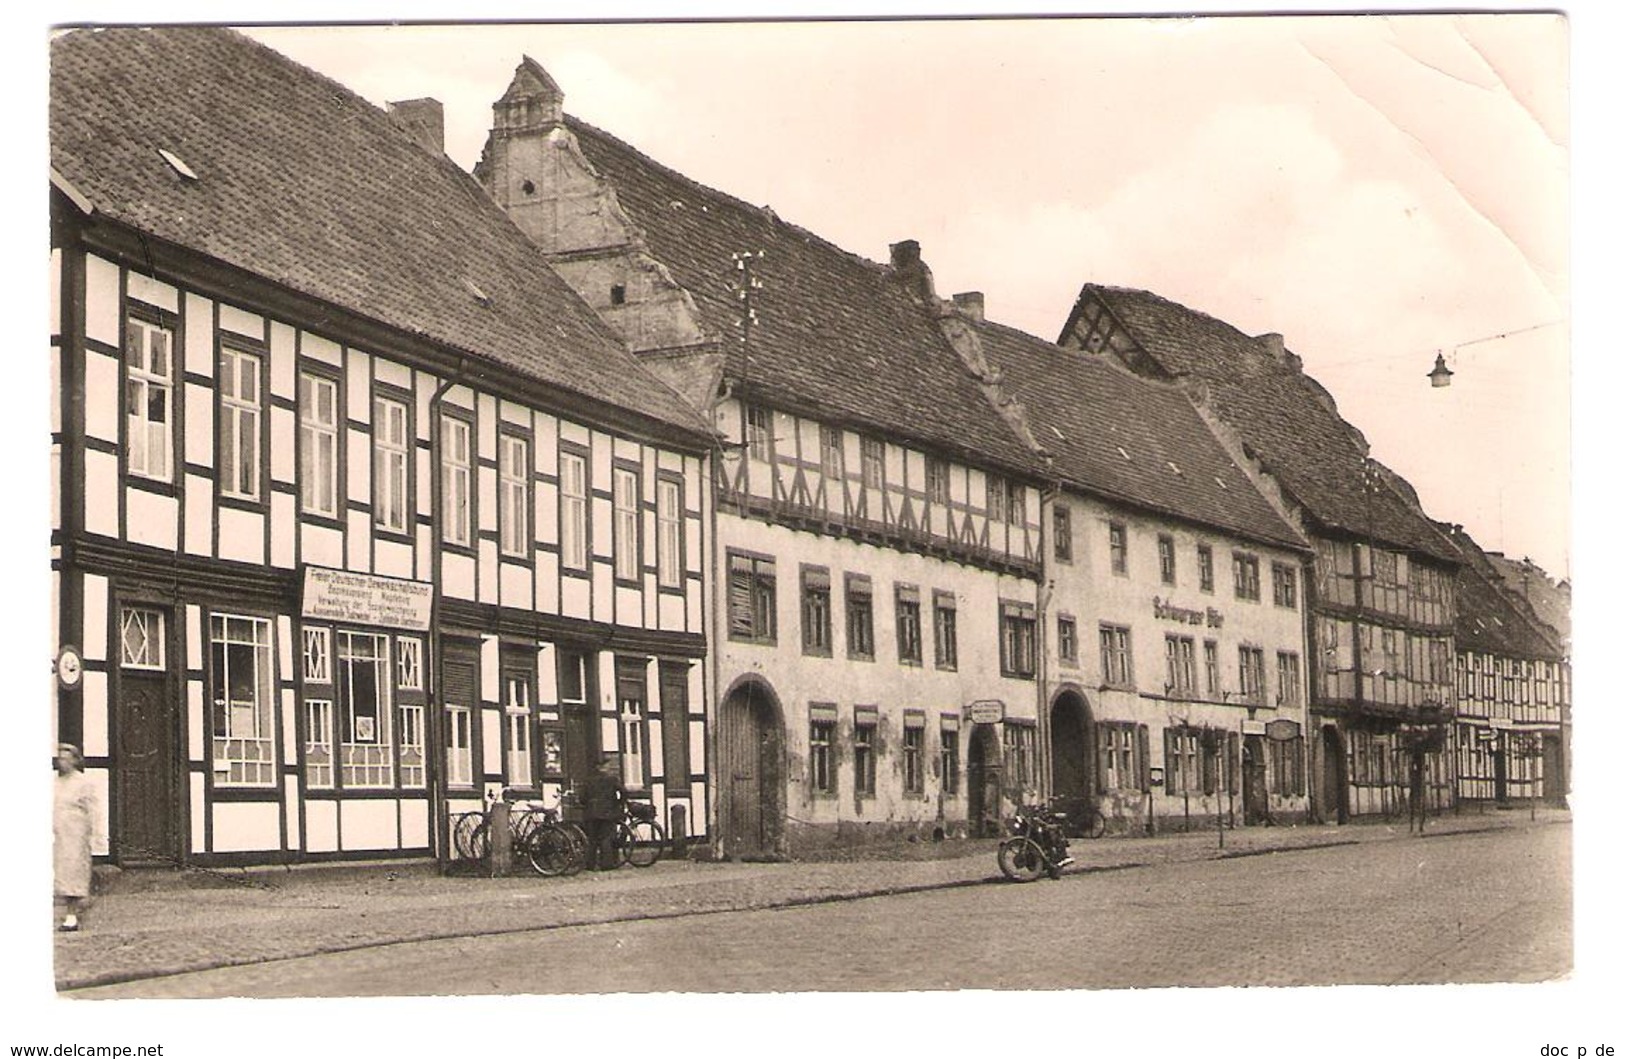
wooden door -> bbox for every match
[720,688,764,857]
[1542,735,1565,806]
[1492,745,1509,803]
[115,667,180,865]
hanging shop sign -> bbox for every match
[1241,719,1267,736]
[1265,719,1301,742]
[967,700,1006,725]
[301,566,433,631]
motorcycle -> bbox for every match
[997,803,1074,882]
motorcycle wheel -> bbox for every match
[997,837,1047,883]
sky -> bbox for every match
[242,15,1572,579]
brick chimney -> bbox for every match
[889,239,936,303]
[388,98,445,155]
[952,292,985,321]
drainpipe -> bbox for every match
[707,383,729,860]
[1034,476,1061,805]
[428,358,466,869]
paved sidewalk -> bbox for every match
[55,807,1565,992]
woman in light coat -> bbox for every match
[53,744,98,931]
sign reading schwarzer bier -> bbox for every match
[302,566,433,631]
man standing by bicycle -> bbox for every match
[582,754,625,870]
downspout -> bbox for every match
[1035,475,1061,804]
[428,358,466,869]
[706,382,729,860]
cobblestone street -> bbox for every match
[62,811,1568,996]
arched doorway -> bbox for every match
[1049,690,1092,818]
[1321,725,1348,825]
[967,724,1003,837]
[717,676,785,860]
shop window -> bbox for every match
[559,449,589,570]
[446,705,473,788]
[902,724,925,794]
[298,371,338,517]
[338,631,393,788]
[846,575,874,660]
[809,716,835,794]
[219,345,263,501]
[801,566,831,656]
[125,315,175,483]
[120,607,165,670]
[727,551,777,643]
[304,698,334,789]
[374,395,410,534]
[613,466,640,582]
[209,614,276,787]
[399,702,425,788]
[440,413,472,547]
[498,433,530,557]
[1099,624,1133,688]
[934,594,957,670]
[656,477,683,588]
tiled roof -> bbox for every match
[564,117,1041,477]
[50,27,710,442]
[1438,525,1565,659]
[1483,552,1571,645]
[1080,286,1460,564]
[972,319,1309,552]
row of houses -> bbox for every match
[48,27,1568,867]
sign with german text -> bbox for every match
[302,566,433,631]
[967,700,1006,725]
[1265,719,1301,742]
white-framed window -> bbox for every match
[338,631,393,788]
[219,346,263,501]
[302,626,331,684]
[374,396,409,533]
[304,698,334,789]
[560,450,588,570]
[656,477,683,588]
[119,607,165,670]
[298,371,339,517]
[860,436,885,489]
[124,316,175,482]
[618,670,647,791]
[1239,645,1267,703]
[395,637,422,691]
[1101,723,1138,791]
[499,433,530,557]
[745,404,774,463]
[820,425,845,480]
[440,414,472,546]
[446,705,473,788]
[399,702,425,788]
[209,614,276,787]
[506,674,533,787]
[613,466,640,581]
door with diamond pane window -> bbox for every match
[114,605,181,865]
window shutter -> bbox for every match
[1203,735,1219,796]
[1137,725,1151,792]
[443,659,476,708]
[1163,728,1176,792]
[728,560,755,637]
[1095,722,1109,794]
[1226,732,1240,795]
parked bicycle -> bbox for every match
[997,803,1074,882]
[511,798,590,877]
[612,800,668,868]
[1051,796,1110,839]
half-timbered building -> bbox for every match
[937,295,1315,832]
[49,28,715,866]
[1058,286,1463,822]
[477,61,1046,856]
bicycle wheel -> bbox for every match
[622,820,667,868]
[525,824,579,877]
[555,823,589,876]
[455,812,491,862]
[1086,808,1108,840]
[997,837,1046,882]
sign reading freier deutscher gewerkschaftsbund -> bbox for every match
[301,566,433,631]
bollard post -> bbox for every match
[670,803,688,858]
[489,801,512,877]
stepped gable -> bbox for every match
[1438,525,1566,659]
[1084,286,1460,564]
[50,27,710,440]
[972,318,1308,552]
[564,116,1040,477]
